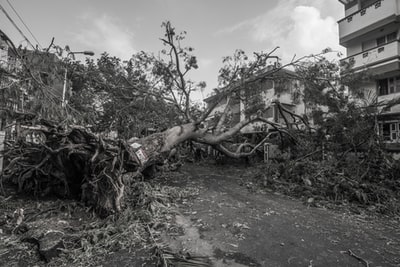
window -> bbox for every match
[379,123,388,140]
[361,0,378,9]
[387,32,397,42]
[377,32,397,47]
[378,76,400,95]
[379,123,398,142]
[389,77,400,94]
[389,78,395,94]
[390,123,399,141]
[378,79,388,95]
[344,0,357,10]
[396,77,400,93]
[377,36,386,46]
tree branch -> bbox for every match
[215,96,232,134]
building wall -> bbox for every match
[339,0,399,44]
[204,95,241,129]
[239,79,307,133]
[205,96,237,117]
[344,22,399,58]
[204,70,307,135]
[338,0,400,146]
[344,2,359,17]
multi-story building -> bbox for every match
[204,67,307,136]
[338,0,400,149]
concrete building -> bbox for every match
[338,0,400,148]
[204,67,307,135]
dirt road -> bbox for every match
[1,162,399,266]
[162,163,400,267]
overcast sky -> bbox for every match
[1,0,345,100]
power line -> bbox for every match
[5,0,42,49]
[0,3,35,49]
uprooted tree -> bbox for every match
[1,22,397,215]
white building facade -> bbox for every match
[204,68,307,135]
[338,0,400,149]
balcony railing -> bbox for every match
[341,40,400,70]
[338,0,398,43]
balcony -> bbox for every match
[338,0,399,45]
[341,40,400,72]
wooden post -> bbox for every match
[264,142,270,163]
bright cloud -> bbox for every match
[219,0,345,62]
[72,13,136,60]
[198,58,214,68]
[283,6,341,58]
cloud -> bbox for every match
[218,0,345,62]
[198,58,214,68]
[282,6,341,58]
[72,13,136,60]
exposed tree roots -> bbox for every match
[1,123,145,216]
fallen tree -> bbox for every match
[0,105,298,216]
[0,22,357,215]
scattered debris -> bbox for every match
[341,249,370,267]
[248,157,400,215]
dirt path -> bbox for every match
[162,163,400,267]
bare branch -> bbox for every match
[277,101,310,129]
[196,114,285,145]
[45,37,55,52]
